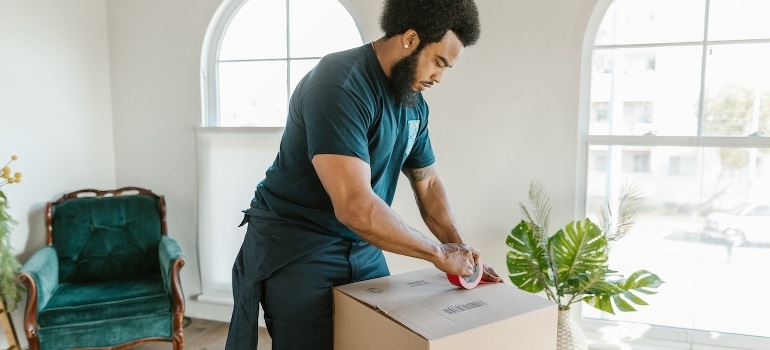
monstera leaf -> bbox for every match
[506,220,552,295]
[550,219,608,296]
[582,269,664,314]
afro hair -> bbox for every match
[379,0,481,47]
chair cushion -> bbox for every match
[52,195,162,283]
[38,275,170,327]
[38,314,172,350]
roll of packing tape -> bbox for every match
[447,258,483,289]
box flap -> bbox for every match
[334,268,554,340]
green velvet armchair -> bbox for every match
[18,187,186,350]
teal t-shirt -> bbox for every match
[251,44,435,241]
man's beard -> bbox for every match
[390,50,421,108]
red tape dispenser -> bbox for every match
[446,258,483,289]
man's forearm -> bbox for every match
[313,154,476,276]
[335,192,476,277]
[334,192,443,262]
[404,165,464,244]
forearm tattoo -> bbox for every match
[403,165,436,182]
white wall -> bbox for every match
[1,0,601,340]
[0,0,116,345]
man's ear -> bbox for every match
[402,29,420,49]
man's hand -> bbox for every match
[482,263,503,283]
[433,244,504,282]
[433,243,479,277]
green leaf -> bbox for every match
[588,294,616,315]
[506,221,553,296]
[622,270,664,294]
[551,218,608,290]
[621,290,648,305]
[582,269,665,314]
[611,294,637,312]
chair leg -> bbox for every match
[25,337,40,350]
[171,312,184,349]
[172,324,184,350]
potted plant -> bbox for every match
[0,154,24,312]
[506,180,663,350]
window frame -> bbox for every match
[577,0,770,349]
[200,0,365,128]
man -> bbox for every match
[226,1,501,349]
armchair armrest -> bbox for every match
[159,236,185,287]
[159,235,186,344]
[159,235,185,303]
[18,246,58,343]
[18,246,59,311]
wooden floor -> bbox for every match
[126,318,271,350]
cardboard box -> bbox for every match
[333,268,557,350]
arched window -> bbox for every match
[202,0,364,127]
[579,0,770,348]
[197,0,364,305]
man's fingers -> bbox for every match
[482,264,503,283]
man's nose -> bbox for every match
[431,70,446,84]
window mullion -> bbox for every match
[584,135,770,148]
[696,0,711,137]
[286,0,292,108]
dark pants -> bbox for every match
[225,209,389,350]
